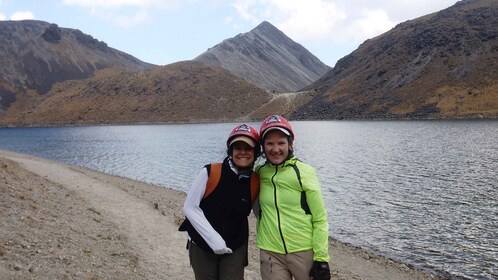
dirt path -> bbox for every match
[1,151,441,280]
[1,151,195,279]
[240,91,314,120]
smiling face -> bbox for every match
[231,141,255,168]
[263,130,291,165]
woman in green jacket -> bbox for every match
[256,115,331,280]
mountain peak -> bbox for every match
[194,21,330,92]
[251,21,288,41]
[253,21,277,32]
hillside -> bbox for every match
[0,20,322,126]
[195,21,330,93]
[0,61,276,126]
[292,0,498,119]
[1,0,497,127]
[0,20,154,113]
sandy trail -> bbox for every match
[2,151,194,279]
[1,151,441,280]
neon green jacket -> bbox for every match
[255,156,330,262]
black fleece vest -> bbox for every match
[180,158,252,252]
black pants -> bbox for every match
[189,241,247,280]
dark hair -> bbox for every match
[227,144,261,159]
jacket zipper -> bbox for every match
[271,165,288,254]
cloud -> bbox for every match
[231,0,259,23]
[0,0,4,20]
[346,9,395,41]
[273,0,346,41]
[61,0,180,27]
[61,0,180,10]
[230,0,459,48]
[232,0,346,41]
[113,9,150,27]
[10,11,35,20]
[379,0,458,21]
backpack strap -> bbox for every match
[249,173,260,204]
[204,163,222,199]
[291,162,311,215]
[204,162,260,204]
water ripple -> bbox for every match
[1,120,497,279]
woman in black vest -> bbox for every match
[179,123,261,280]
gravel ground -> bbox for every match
[0,151,441,280]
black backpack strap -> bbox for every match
[291,163,311,215]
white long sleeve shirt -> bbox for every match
[183,166,234,254]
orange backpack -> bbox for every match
[204,163,259,203]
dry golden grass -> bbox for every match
[433,84,498,117]
[1,62,273,126]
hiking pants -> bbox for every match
[260,249,314,280]
[189,241,246,280]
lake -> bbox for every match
[0,120,497,279]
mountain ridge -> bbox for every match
[0,20,154,112]
[1,0,497,127]
[194,21,330,92]
[292,0,498,119]
[0,61,278,126]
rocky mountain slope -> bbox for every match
[292,0,498,119]
[0,20,321,126]
[1,0,497,127]
[0,20,154,112]
[194,21,330,93]
[0,61,278,126]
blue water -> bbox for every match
[1,121,497,279]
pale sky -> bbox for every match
[0,0,458,67]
